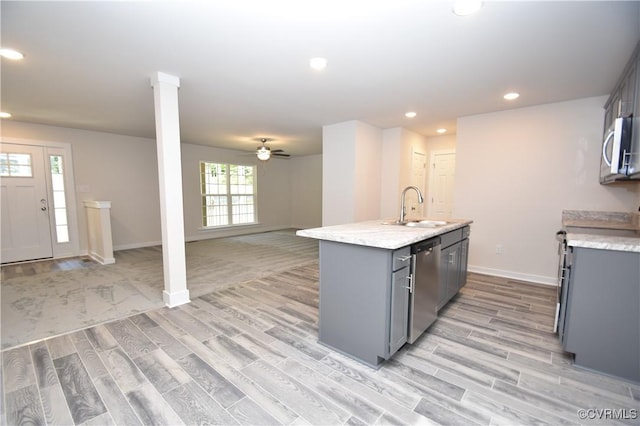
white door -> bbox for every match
[1,143,53,263]
[428,151,456,219]
[409,151,426,217]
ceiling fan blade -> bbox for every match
[273,153,290,157]
[271,149,284,153]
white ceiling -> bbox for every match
[1,1,639,156]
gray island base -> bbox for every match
[297,219,472,368]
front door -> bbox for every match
[1,143,53,263]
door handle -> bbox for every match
[602,129,615,166]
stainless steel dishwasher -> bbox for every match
[408,237,441,344]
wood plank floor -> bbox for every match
[2,266,639,425]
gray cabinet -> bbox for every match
[562,247,640,382]
[389,260,410,355]
[318,241,411,368]
[438,226,470,310]
[601,42,640,182]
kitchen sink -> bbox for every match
[406,220,449,227]
[382,219,451,228]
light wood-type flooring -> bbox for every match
[2,264,639,425]
[1,230,319,349]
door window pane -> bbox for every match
[0,153,33,177]
[49,155,69,243]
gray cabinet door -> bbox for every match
[439,242,461,309]
[563,247,639,382]
[438,246,451,309]
[459,238,469,289]
[389,267,410,355]
[438,230,470,310]
[446,242,461,301]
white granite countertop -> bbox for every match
[566,233,640,253]
[296,218,473,250]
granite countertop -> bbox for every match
[562,210,640,253]
[296,218,473,250]
[562,209,640,230]
[566,233,640,253]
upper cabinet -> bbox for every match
[600,41,640,183]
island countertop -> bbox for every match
[296,218,473,250]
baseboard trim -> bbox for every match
[87,251,115,265]
[469,265,557,287]
[113,241,162,251]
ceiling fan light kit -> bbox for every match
[257,145,271,161]
[254,138,290,161]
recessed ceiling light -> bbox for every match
[436,128,447,134]
[309,57,327,70]
[452,1,483,16]
[0,48,24,60]
[405,111,417,118]
[0,112,12,118]
[503,92,520,100]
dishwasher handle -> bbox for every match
[411,237,441,254]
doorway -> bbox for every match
[1,141,79,263]
[428,150,456,219]
[409,151,427,217]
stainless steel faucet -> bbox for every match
[400,186,424,223]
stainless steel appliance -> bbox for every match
[599,41,639,183]
[600,116,635,182]
[408,237,440,344]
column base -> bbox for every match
[163,289,190,308]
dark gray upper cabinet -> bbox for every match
[601,42,640,182]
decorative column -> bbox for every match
[83,200,115,265]
[150,72,190,307]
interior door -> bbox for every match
[428,151,456,219]
[1,143,53,263]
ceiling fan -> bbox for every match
[254,138,290,161]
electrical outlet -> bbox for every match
[495,244,503,255]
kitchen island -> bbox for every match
[297,218,472,368]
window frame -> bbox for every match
[199,161,258,229]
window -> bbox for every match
[49,155,70,243]
[0,152,33,177]
[200,162,256,227]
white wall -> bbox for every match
[380,128,428,218]
[425,133,456,153]
[2,121,162,252]
[290,154,322,229]
[2,121,304,252]
[181,144,293,240]
[354,122,383,222]
[454,96,640,284]
[322,120,382,225]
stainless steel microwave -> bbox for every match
[600,116,639,183]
